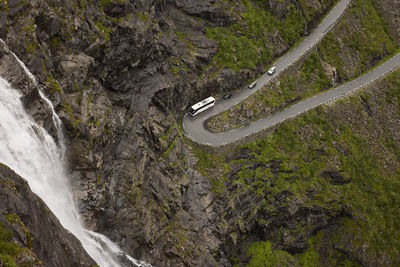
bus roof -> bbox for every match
[190,96,215,110]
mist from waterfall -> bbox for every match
[0,48,150,266]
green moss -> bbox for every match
[196,68,400,264]
[100,0,112,6]
[5,213,32,249]
[170,64,180,74]
[136,11,149,22]
[242,83,400,261]
[0,254,17,267]
[210,176,225,194]
[94,20,112,42]
[63,105,77,127]
[160,125,175,141]
[22,22,35,34]
[0,222,14,244]
[189,144,228,193]
[208,0,400,132]
[192,147,216,176]
[0,222,19,267]
[46,75,63,93]
[300,52,332,91]
[206,0,310,70]
[162,138,176,157]
[318,0,398,78]
[50,36,61,48]
[175,31,197,52]
[0,0,9,12]
[25,40,38,54]
[169,56,189,74]
[246,241,294,267]
[295,230,360,266]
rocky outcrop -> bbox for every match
[374,0,400,42]
[1,0,398,266]
[170,0,237,25]
[0,163,95,266]
[321,170,351,185]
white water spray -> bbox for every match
[0,43,150,267]
[9,47,66,158]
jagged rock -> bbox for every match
[375,0,400,42]
[321,170,351,185]
[321,60,338,85]
[269,158,282,173]
[2,0,397,265]
[225,147,256,161]
[103,2,132,18]
[171,0,237,25]
[59,53,94,93]
[268,0,291,19]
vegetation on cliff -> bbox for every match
[1,0,400,266]
[205,0,338,70]
[0,221,28,267]
[194,68,400,265]
[208,0,400,132]
[206,0,304,70]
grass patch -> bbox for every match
[5,213,32,249]
[246,241,294,267]
[207,0,400,133]
[190,144,228,194]
[94,20,112,42]
[206,0,309,70]
[0,222,19,267]
[163,138,176,157]
[318,0,398,78]
[199,69,400,265]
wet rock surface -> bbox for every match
[0,163,95,266]
[0,41,58,141]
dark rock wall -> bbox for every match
[2,0,397,266]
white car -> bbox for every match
[248,81,257,89]
[268,66,277,75]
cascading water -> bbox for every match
[0,45,150,267]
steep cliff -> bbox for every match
[201,67,400,266]
[1,0,399,266]
[0,163,95,266]
[0,0,338,265]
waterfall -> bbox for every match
[0,46,150,267]
[9,48,66,158]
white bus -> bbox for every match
[189,96,215,116]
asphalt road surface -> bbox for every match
[183,0,400,146]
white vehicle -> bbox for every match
[248,81,257,89]
[189,97,216,116]
[268,66,277,75]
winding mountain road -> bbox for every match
[183,0,400,146]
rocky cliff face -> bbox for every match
[220,68,400,266]
[0,163,95,266]
[1,0,398,266]
[0,0,337,265]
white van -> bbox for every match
[248,81,257,89]
[268,66,277,75]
